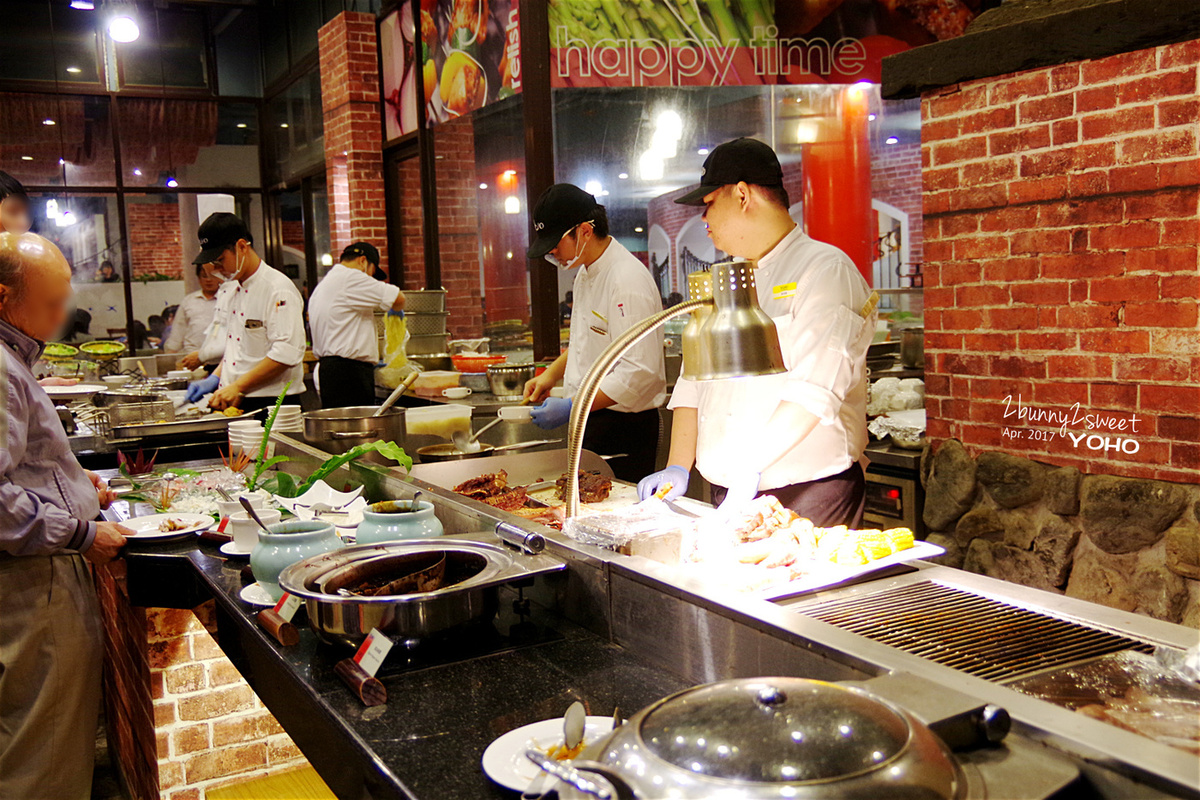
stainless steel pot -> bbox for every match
[302,406,406,457]
[550,677,963,799]
[487,363,536,400]
[277,537,564,647]
[900,327,925,369]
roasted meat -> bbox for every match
[454,469,508,500]
[482,487,529,512]
[554,470,612,504]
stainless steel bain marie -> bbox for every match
[277,535,565,647]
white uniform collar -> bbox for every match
[755,224,806,275]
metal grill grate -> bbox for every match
[802,582,1154,683]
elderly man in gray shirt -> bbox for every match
[0,232,132,799]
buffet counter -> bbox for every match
[103,435,1200,800]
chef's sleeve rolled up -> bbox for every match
[264,286,307,366]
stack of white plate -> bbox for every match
[228,419,271,459]
[272,406,303,434]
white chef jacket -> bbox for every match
[308,264,401,363]
[163,290,217,355]
[564,240,667,413]
[198,263,306,398]
[670,226,876,490]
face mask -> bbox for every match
[544,223,591,270]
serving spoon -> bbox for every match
[451,417,503,454]
[239,496,272,532]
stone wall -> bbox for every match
[924,439,1199,628]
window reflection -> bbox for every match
[0,92,115,187]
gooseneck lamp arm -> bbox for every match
[564,298,711,518]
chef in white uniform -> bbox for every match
[522,184,667,482]
[184,213,306,412]
[638,139,877,527]
[308,241,406,408]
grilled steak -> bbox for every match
[454,469,508,499]
[554,470,613,504]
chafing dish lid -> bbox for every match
[638,679,910,783]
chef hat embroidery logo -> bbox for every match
[534,221,544,231]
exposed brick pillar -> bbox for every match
[319,12,388,274]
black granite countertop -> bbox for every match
[122,536,690,800]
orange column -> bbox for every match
[802,85,874,285]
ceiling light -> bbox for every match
[108,14,139,43]
[584,180,603,196]
[43,118,55,126]
[885,136,899,144]
[634,226,644,233]
[697,148,710,156]
[70,0,94,8]
[320,253,333,266]
[505,251,513,260]
[504,196,520,214]
[868,114,876,121]
[280,123,289,129]
[132,168,142,176]
[166,177,178,188]
[45,199,59,219]
[66,66,82,75]
[58,158,67,165]
[56,210,77,228]
[639,151,663,181]
[236,123,247,129]
[478,182,488,189]
[656,109,683,141]
[20,156,32,161]
[618,172,628,180]
[502,169,517,178]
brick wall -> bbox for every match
[920,39,1200,483]
[434,117,485,337]
[148,604,307,799]
[281,220,306,253]
[396,156,426,289]
[871,141,924,265]
[319,12,388,275]
[129,202,184,279]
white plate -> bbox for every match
[123,512,213,540]
[482,716,615,792]
[239,582,275,606]
[43,383,106,398]
[220,540,253,558]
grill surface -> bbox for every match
[801,581,1154,683]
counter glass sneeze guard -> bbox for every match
[564,259,786,516]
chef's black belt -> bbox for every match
[582,407,661,484]
[317,356,376,409]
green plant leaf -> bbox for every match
[250,383,291,490]
[294,441,412,497]
[258,471,298,498]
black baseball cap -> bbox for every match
[674,138,785,206]
[341,241,380,267]
[526,184,600,259]
[192,212,252,265]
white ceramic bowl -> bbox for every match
[102,375,129,386]
[442,386,472,399]
[498,405,532,422]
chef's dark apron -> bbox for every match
[583,408,660,484]
[711,462,866,528]
[318,356,376,408]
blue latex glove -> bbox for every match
[530,397,572,430]
[185,373,220,403]
[718,472,762,515]
[637,465,690,502]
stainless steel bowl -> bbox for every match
[487,363,536,400]
[277,537,565,647]
[554,677,963,799]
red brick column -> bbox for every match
[920,39,1200,482]
[319,12,388,274]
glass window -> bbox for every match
[117,100,260,189]
[262,1,291,88]
[0,92,116,188]
[552,85,924,314]
[264,71,325,184]
[288,0,322,66]
[311,177,333,281]
[0,1,102,86]
[116,8,209,91]
[215,7,263,97]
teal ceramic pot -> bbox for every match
[355,501,444,545]
[251,520,343,601]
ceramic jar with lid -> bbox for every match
[355,500,443,545]
[251,520,343,600]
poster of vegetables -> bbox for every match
[548,0,984,87]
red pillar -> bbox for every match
[802,85,874,285]
[319,12,388,274]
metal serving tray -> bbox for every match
[109,414,232,440]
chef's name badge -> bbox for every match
[772,282,798,300]
[244,319,264,329]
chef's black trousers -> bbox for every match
[318,356,377,409]
[711,462,866,528]
[583,408,661,484]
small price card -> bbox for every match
[273,592,301,622]
[353,628,394,678]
